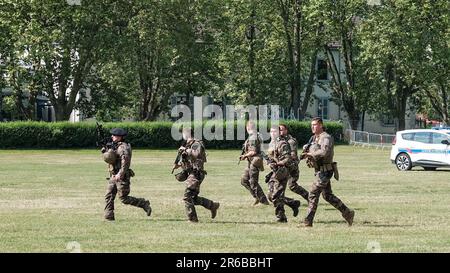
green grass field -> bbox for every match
[0,146,449,253]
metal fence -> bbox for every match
[345,129,395,150]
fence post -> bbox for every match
[367,131,370,147]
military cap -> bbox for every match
[110,128,127,136]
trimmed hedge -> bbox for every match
[0,121,344,149]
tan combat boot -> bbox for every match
[211,202,220,219]
[292,200,300,217]
[343,209,355,226]
[142,200,152,217]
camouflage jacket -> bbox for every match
[244,132,264,170]
[109,142,132,180]
[286,134,299,162]
[181,138,207,172]
[309,132,334,167]
[244,132,262,156]
[274,136,292,166]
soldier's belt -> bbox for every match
[318,163,334,172]
[317,163,339,181]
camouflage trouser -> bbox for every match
[288,164,309,201]
[184,171,215,221]
[104,178,148,220]
[304,171,350,224]
[283,196,300,211]
[267,176,288,221]
[241,164,268,203]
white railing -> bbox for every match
[345,129,395,150]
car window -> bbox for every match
[431,133,448,144]
[413,132,431,144]
[401,133,414,141]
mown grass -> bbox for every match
[0,146,449,252]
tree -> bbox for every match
[360,0,429,130]
[419,0,449,125]
[216,0,289,107]
[276,0,303,117]
[1,0,124,121]
[307,0,369,129]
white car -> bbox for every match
[391,128,450,171]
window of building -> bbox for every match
[317,98,329,120]
[317,59,328,81]
[382,115,395,126]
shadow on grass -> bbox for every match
[156,218,281,225]
[360,221,415,227]
[313,220,415,227]
[209,220,280,225]
[323,207,366,211]
[410,169,450,172]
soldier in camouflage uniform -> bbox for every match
[240,121,269,206]
[173,127,220,222]
[302,118,355,227]
[279,124,309,201]
[102,128,152,221]
[266,126,301,218]
[265,126,294,222]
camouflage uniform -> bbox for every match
[267,140,300,217]
[286,134,309,201]
[177,139,219,222]
[304,132,354,226]
[267,136,293,222]
[103,142,151,220]
[241,132,269,205]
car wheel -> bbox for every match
[423,167,437,171]
[396,153,412,171]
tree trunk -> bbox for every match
[54,104,67,121]
[325,45,360,130]
[278,0,302,119]
[247,5,256,105]
[361,111,365,131]
[439,82,449,125]
[299,49,318,120]
[0,92,3,121]
[395,83,408,131]
[292,0,302,119]
[349,114,359,131]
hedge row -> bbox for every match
[0,121,344,149]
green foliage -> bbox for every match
[0,120,343,148]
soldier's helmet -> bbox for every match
[102,149,117,164]
[110,128,127,137]
[175,170,188,182]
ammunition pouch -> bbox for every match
[187,168,206,180]
[274,166,288,180]
[318,163,334,172]
[317,163,339,181]
[318,170,333,184]
[250,156,264,171]
[175,170,189,182]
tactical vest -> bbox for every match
[183,139,207,171]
